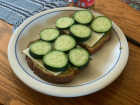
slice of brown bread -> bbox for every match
[59,13,112,55]
[25,39,84,84]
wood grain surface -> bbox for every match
[0,0,140,105]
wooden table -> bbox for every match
[0,0,140,105]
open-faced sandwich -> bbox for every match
[23,10,112,84]
[57,10,112,55]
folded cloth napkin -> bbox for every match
[0,0,69,31]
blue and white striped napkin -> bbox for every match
[0,0,70,31]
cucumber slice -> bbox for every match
[39,28,60,42]
[91,16,112,33]
[73,10,93,25]
[69,24,92,42]
[54,35,76,53]
[55,17,74,30]
[69,48,90,70]
[29,41,51,59]
[43,50,68,72]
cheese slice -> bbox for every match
[23,48,61,75]
[84,32,104,47]
[63,29,104,47]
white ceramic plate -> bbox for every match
[8,7,129,97]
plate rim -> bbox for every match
[8,7,129,97]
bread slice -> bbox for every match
[59,13,112,55]
[25,39,84,84]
